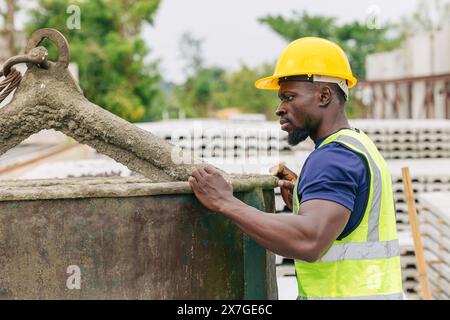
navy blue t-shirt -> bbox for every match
[297,129,369,240]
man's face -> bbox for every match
[276,81,320,145]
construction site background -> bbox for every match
[1,0,450,300]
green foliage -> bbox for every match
[173,62,280,119]
[174,67,227,117]
[259,10,402,79]
[259,12,337,41]
[25,0,162,122]
[219,65,280,119]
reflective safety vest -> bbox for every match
[293,128,403,300]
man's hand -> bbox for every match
[188,165,234,212]
[271,163,298,211]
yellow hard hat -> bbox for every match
[255,37,357,93]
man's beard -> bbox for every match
[288,127,310,146]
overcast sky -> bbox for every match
[142,0,421,83]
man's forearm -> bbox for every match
[187,166,348,262]
[218,197,320,261]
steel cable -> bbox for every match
[0,67,22,104]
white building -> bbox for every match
[361,26,450,119]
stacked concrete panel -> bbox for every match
[350,119,450,160]
[389,160,450,299]
[137,120,292,159]
[134,119,450,161]
[398,231,421,300]
[389,161,450,248]
[417,192,450,300]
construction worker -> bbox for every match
[188,37,403,300]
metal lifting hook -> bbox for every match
[24,28,70,69]
[0,28,70,104]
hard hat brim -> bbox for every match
[255,73,357,90]
[254,75,279,90]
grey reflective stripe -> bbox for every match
[315,239,400,263]
[298,292,404,300]
[334,135,382,242]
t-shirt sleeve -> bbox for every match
[298,143,366,211]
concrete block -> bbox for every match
[418,134,448,143]
[428,265,450,299]
[276,264,296,277]
[422,210,450,235]
[387,134,418,144]
[389,144,417,152]
[418,142,447,151]
[425,183,450,192]
[400,255,418,269]
[419,192,450,226]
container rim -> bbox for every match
[0,175,278,201]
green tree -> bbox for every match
[218,64,280,119]
[172,33,280,119]
[173,33,226,117]
[258,11,336,42]
[173,63,280,119]
[25,0,162,122]
[174,66,227,117]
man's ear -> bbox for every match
[318,85,332,107]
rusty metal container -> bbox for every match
[0,175,278,299]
